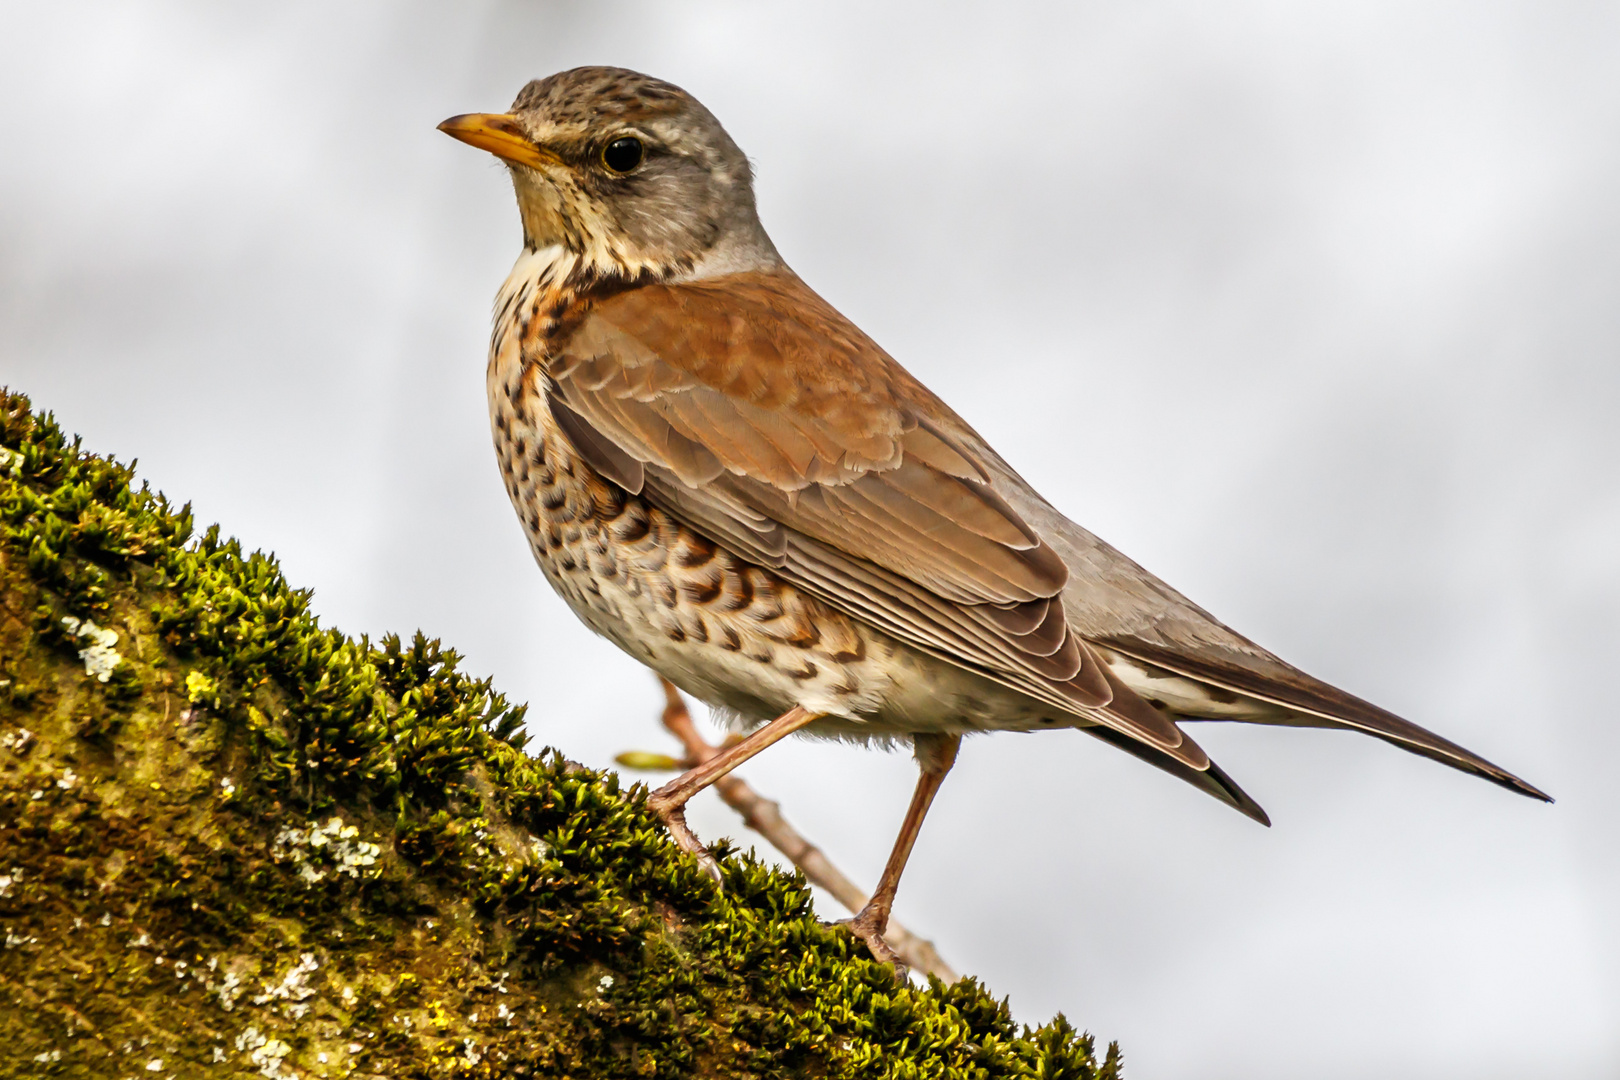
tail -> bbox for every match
[1100,638,1552,804]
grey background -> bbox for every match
[2,2,1615,1075]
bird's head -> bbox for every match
[439,66,779,283]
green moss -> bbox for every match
[0,389,1122,1079]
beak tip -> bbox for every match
[435,112,551,169]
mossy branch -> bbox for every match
[0,388,1122,1079]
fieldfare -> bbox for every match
[439,67,1549,968]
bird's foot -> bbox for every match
[840,908,909,980]
[647,791,723,885]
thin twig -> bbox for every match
[654,678,958,983]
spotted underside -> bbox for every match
[487,248,1059,742]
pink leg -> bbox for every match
[646,696,821,860]
[846,733,961,970]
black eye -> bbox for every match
[602,136,643,173]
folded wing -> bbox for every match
[544,269,1209,770]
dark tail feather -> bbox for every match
[1098,638,1553,804]
[1078,724,1271,826]
[1355,727,1554,803]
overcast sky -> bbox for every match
[2,3,1616,1076]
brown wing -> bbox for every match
[544,268,1208,767]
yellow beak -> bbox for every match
[437,113,561,170]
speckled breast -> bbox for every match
[484,261,901,731]
[482,251,1058,739]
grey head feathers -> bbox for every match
[506,66,780,280]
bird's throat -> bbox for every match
[509,167,690,286]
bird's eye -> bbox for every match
[602,136,644,173]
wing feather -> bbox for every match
[544,269,1223,777]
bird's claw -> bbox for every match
[839,911,909,980]
[648,795,723,886]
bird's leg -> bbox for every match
[646,691,821,868]
[845,732,961,973]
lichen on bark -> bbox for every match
[0,388,1122,1079]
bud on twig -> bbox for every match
[614,750,686,772]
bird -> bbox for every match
[438,66,1550,969]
